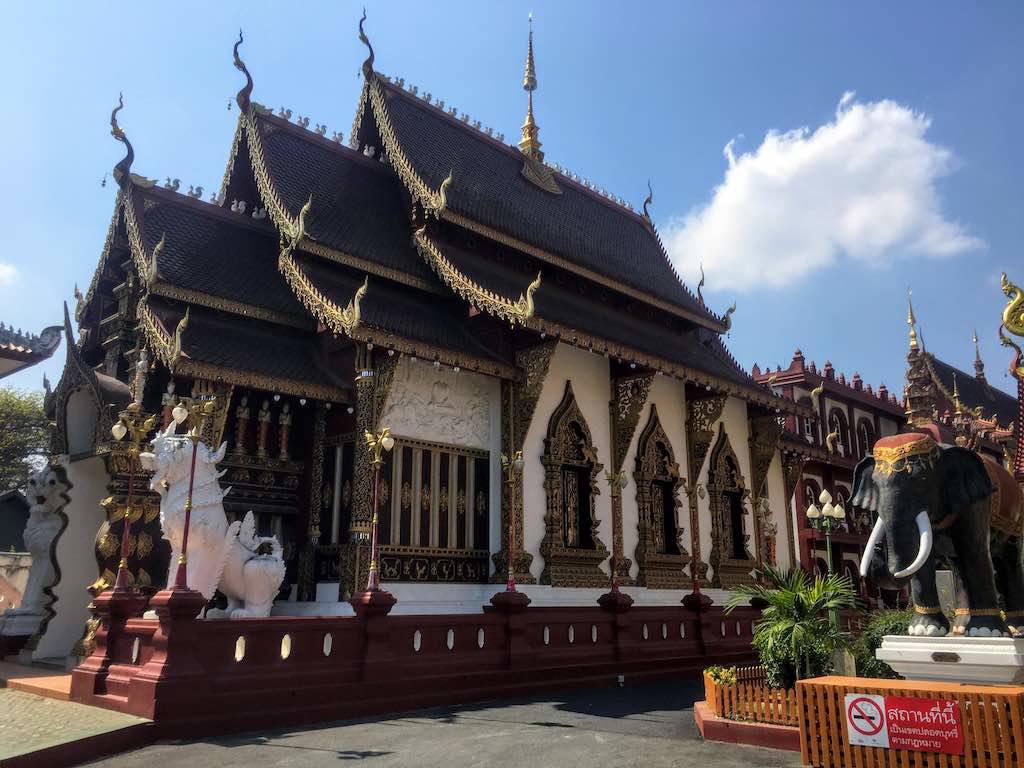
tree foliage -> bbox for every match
[0,387,49,491]
[726,565,859,688]
[852,609,911,679]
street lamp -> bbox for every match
[500,451,525,591]
[806,488,845,627]
[170,396,217,590]
[109,410,156,591]
[364,425,395,592]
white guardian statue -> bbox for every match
[140,424,285,617]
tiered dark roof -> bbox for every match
[0,322,61,380]
[924,353,1017,427]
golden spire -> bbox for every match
[907,289,919,351]
[952,372,963,417]
[518,14,543,161]
[973,328,986,380]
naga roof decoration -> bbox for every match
[923,352,1017,428]
[0,321,61,380]
[110,93,134,188]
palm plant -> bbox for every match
[726,565,858,687]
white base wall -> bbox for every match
[286,581,744,616]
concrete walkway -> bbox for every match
[0,688,149,765]
[86,679,801,768]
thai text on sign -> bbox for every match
[843,693,963,755]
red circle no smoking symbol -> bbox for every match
[847,697,884,736]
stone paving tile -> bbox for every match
[0,688,149,761]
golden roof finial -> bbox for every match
[518,13,543,161]
[952,371,963,417]
[973,328,986,380]
[907,288,919,351]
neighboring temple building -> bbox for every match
[0,323,61,380]
[753,352,903,585]
[36,22,820,662]
[904,304,1017,466]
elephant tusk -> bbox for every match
[893,511,933,579]
[860,517,886,578]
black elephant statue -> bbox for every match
[853,431,1024,638]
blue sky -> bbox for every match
[1,1,1021,404]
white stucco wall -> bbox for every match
[33,454,109,663]
[521,344,612,581]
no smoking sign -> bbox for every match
[844,693,888,748]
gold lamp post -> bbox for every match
[109,409,156,591]
[169,396,217,590]
[364,425,395,592]
[500,451,525,592]
[806,488,845,627]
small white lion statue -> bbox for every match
[140,424,285,618]
[0,467,68,636]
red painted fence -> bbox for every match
[70,587,760,736]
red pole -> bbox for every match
[366,461,381,591]
[113,448,138,590]
[173,437,200,589]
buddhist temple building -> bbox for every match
[39,19,819,663]
[752,352,904,588]
[0,323,61,380]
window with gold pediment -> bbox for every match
[539,381,608,587]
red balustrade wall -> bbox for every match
[71,596,761,737]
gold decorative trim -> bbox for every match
[1002,273,1024,337]
[279,249,365,335]
[78,197,126,323]
[217,115,246,203]
[914,604,943,615]
[874,436,940,477]
[415,228,540,326]
[137,297,346,402]
[438,207,725,332]
[706,423,755,588]
[148,281,309,329]
[244,110,301,235]
[367,79,440,208]
[300,240,442,294]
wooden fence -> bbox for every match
[704,665,798,727]
[797,676,1024,768]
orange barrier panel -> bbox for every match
[797,675,1024,768]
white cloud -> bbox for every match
[663,92,984,292]
[0,262,18,288]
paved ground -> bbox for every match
[0,688,148,762]
[85,679,801,768]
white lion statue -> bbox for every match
[0,467,68,636]
[140,424,285,618]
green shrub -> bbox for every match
[852,609,912,679]
[704,665,737,685]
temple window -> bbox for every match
[706,424,754,587]
[539,381,608,587]
[828,409,848,457]
[856,419,875,458]
[632,405,689,587]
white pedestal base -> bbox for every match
[0,609,45,639]
[877,634,1024,684]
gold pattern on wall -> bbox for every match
[297,402,327,601]
[747,412,784,571]
[632,405,690,588]
[683,392,726,581]
[539,381,608,587]
[780,451,806,569]
[706,424,755,588]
